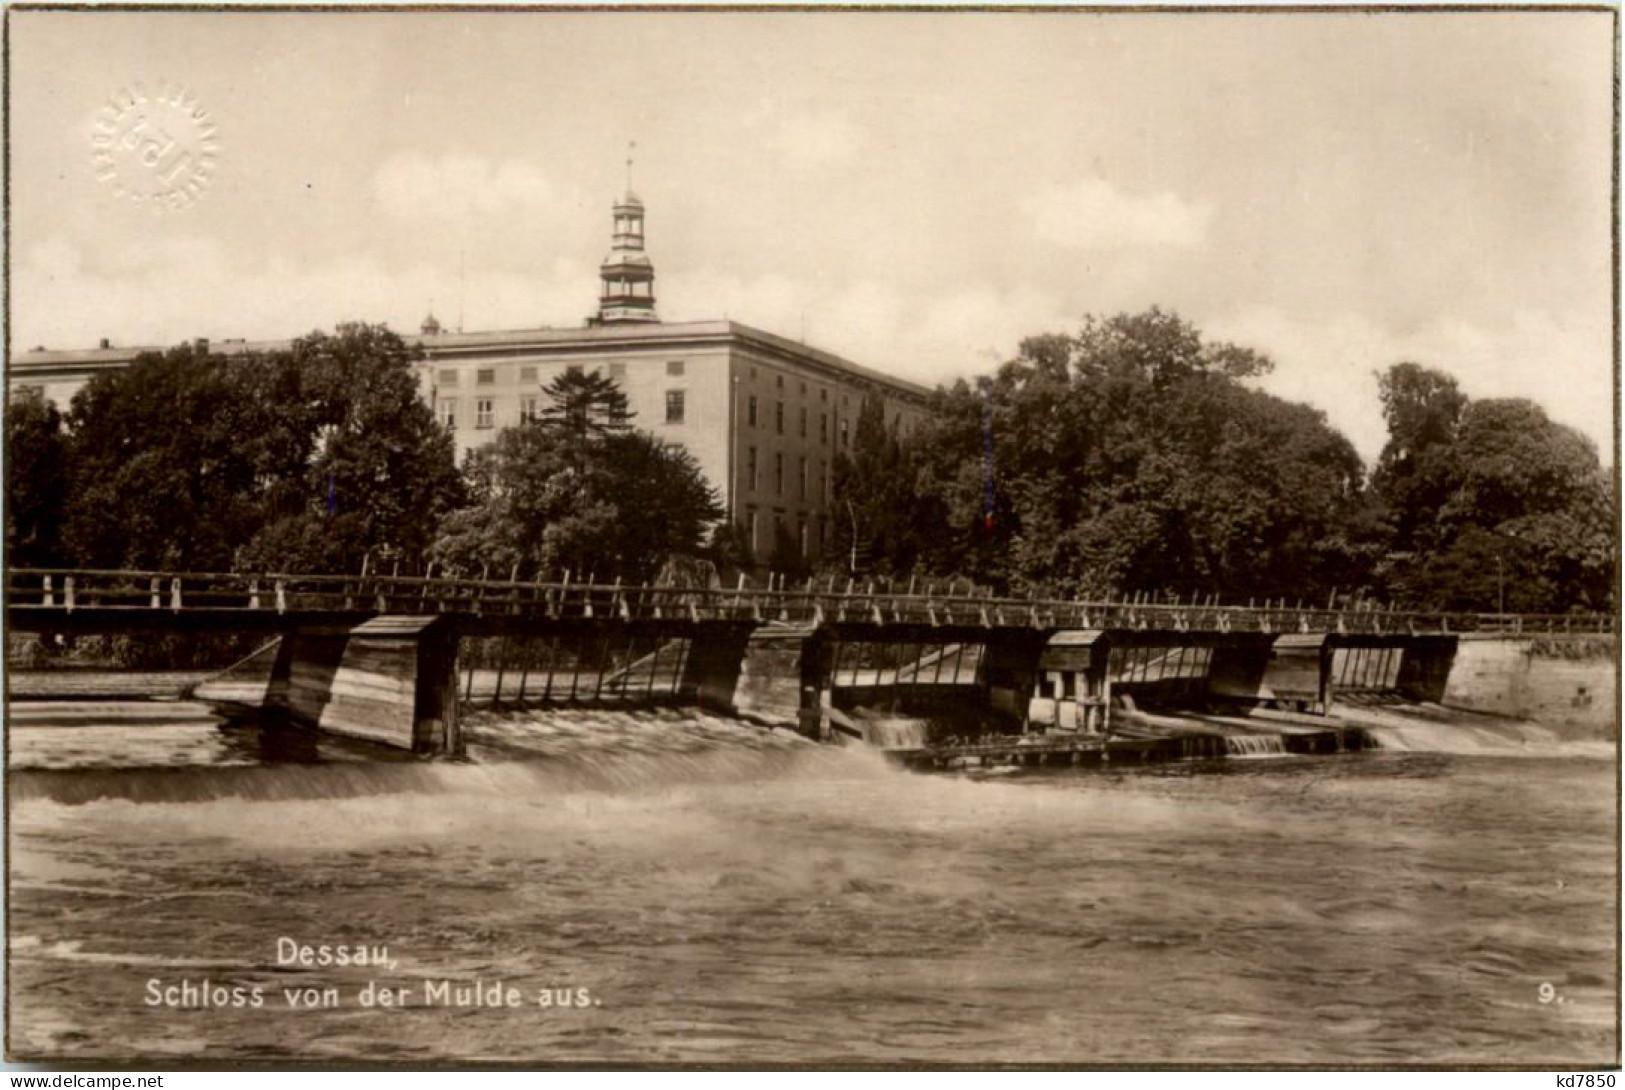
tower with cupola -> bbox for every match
[597,190,658,324]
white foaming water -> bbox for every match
[1339,703,1615,759]
[854,717,932,749]
[6,701,1617,1065]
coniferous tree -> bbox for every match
[537,368,634,439]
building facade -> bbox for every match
[8,190,932,566]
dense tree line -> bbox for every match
[5,311,1613,617]
[13,325,465,576]
[5,327,722,588]
[831,309,1613,614]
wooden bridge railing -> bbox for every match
[4,568,1616,637]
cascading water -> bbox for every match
[1223,733,1287,757]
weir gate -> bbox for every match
[6,569,1614,756]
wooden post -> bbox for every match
[43,575,53,608]
[567,636,583,701]
[542,635,558,702]
[249,579,261,610]
[592,635,612,702]
[516,637,530,706]
[276,580,287,614]
[644,636,662,698]
[492,638,508,706]
[170,577,182,612]
[64,576,75,612]
[150,577,161,608]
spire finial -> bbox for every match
[625,140,636,194]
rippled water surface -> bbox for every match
[6,704,1618,1065]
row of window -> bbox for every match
[436,360,685,386]
[744,447,828,502]
[436,390,686,430]
[749,365,852,408]
[745,396,849,447]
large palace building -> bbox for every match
[8,189,933,565]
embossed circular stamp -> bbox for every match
[90,81,220,210]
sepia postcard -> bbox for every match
[2,4,1618,1073]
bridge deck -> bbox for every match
[5,569,1612,638]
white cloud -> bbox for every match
[1027,178,1213,251]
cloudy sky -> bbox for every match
[10,9,1614,463]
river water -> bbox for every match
[6,701,1618,1065]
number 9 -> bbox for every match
[1538,982,1556,1004]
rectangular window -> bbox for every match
[608,362,627,379]
[775,375,785,389]
[438,398,457,429]
[820,413,828,443]
[820,388,828,403]
[818,516,827,548]
[748,509,759,553]
[818,460,826,502]
[775,401,784,435]
[520,396,539,424]
[840,419,849,447]
[799,456,807,500]
[666,359,685,376]
[520,366,538,383]
[748,395,758,427]
[567,364,583,376]
[798,516,808,557]
[476,368,496,385]
[748,447,758,492]
[437,368,458,386]
[775,453,784,496]
[665,389,685,424]
[475,398,494,429]
[799,406,807,437]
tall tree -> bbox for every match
[905,309,1370,601]
[1371,361,1469,553]
[5,388,69,568]
[235,323,464,573]
[1379,394,1613,612]
[63,341,274,570]
[430,379,720,583]
[830,394,928,576]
